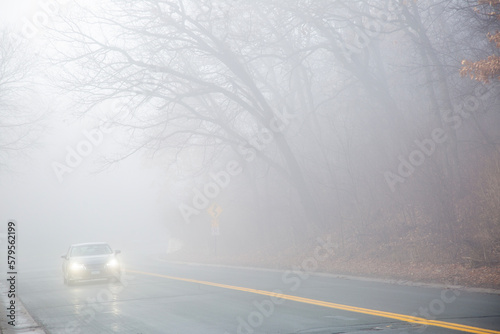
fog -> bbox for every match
[0,116,170,269]
[0,0,499,274]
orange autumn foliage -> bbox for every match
[460,0,500,83]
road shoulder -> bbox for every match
[158,258,500,295]
[0,282,46,334]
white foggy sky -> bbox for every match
[0,110,171,266]
[0,0,37,25]
[0,0,173,268]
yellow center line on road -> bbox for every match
[127,269,500,334]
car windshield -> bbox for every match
[70,244,113,257]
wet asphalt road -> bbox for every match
[13,254,500,334]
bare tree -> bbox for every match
[45,0,500,261]
[0,29,42,167]
[49,0,329,238]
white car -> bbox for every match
[61,242,121,285]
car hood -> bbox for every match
[69,254,116,264]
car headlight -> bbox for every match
[106,258,119,268]
[70,262,85,271]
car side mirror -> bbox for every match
[115,250,121,254]
[61,255,67,259]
